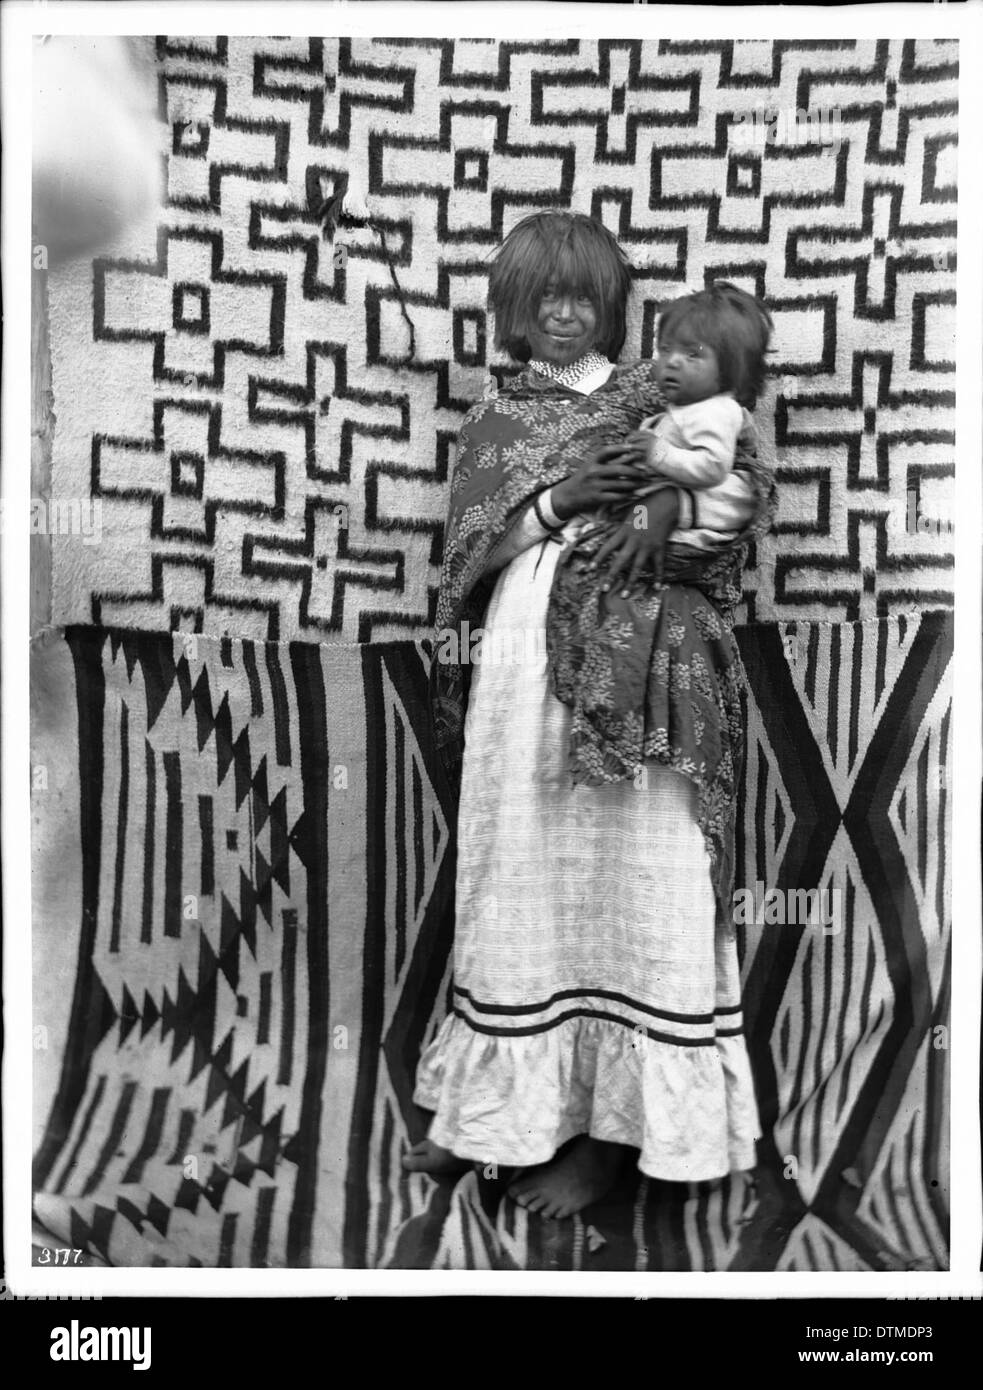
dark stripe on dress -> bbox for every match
[454,982,715,1025]
[452,1004,726,1046]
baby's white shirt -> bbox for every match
[484,376,754,574]
[640,393,744,488]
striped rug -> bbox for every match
[31,612,949,1269]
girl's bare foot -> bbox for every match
[401,1138,471,1175]
[507,1136,627,1219]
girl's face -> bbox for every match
[527,281,598,366]
[656,325,722,406]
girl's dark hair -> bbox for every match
[657,282,773,409]
[488,211,632,363]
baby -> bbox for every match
[544,281,776,797]
[625,281,773,549]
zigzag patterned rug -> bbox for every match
[31,613,950,1270]
[46,36,956,639]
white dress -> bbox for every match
[414,368,761,1182]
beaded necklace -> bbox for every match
[527,350,610,389]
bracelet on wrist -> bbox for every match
[533,494,565,531]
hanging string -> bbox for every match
[373,222,416,364]
[316,173,417,365]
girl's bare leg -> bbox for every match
[507,1137,628,1219]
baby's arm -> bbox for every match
[672,470,756,539]
[592,412,764,560]
[634,396,743,488]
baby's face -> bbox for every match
[656,328,722,406]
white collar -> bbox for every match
[565,360,615,395]
[528,351,612,392]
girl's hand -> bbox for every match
[551,443,650,520]
[590,488,680,595]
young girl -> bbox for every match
[405,211,775,1220]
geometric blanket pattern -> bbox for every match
[47,36,957,640]
[32,611,950,1269]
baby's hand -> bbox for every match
[625,429,666,470]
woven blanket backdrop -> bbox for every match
[32,36,954,1270]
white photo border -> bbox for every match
[3,0,980,1299]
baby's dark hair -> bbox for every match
[656,282,773,409]
[488,210,632,363]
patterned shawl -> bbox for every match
[428,360,776,928]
